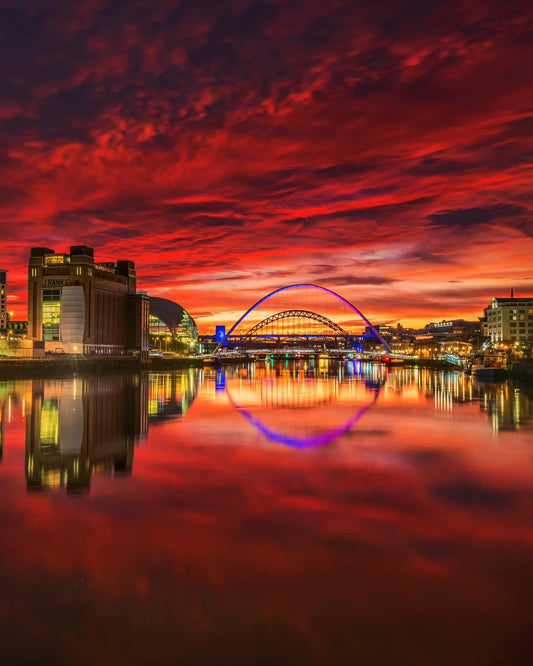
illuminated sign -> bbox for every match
[44,254,68,266]
[215,326,226,343]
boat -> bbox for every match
[467,352,508,380]
[470,364,506,380]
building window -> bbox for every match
[42,289,61,341]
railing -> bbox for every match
[442,354,463,366]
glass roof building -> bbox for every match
[149,297,198,349]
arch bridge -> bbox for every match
[214,284,391,355]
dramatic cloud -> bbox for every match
[1,0,532,327]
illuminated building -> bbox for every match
[149,296,198,352]
[425,319,481,335]
[0,269,7,331]
[28,245,149,356]
[485,294,533,343]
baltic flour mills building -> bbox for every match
[28,245,149,357]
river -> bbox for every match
[1,360,532,665]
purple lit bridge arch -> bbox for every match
[225,380,382,448]
[214,283,392,354]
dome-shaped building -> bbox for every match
[149,297,198,352]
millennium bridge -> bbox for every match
[208,283,394,359]
[205,283,462,366]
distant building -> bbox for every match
[28,245,149,357]
[485,295,533,343]
[424,319,482,336]
[0,269,7,331]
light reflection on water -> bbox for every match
[0,360,533,665]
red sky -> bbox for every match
[1,0,532,330]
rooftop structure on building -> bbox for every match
[28,245,149,357]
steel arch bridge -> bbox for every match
[214,283,391,354]
[243,309,358,344]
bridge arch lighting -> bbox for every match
[214,283,391,354]
[225,382,382,448]
[243,309,360,349]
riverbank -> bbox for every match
[1,354,532,382]
[0,355,203,378]
[0,354,458,378]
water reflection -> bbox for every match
[0,395,3,462]
[222,360,385,448]
[402,366,533,433]
[1,363,533,664]
[26,375,149,492]
[148,369,199,421]
[23,371,199,492]
[0,364,530,490]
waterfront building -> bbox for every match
[149,296,198,352]
[485,294,533,343]
[0,269,7,331]
[425,319,481,335]
[28,245,149,356]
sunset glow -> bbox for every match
[1,0,532,329]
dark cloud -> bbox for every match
[409,156,476,176]
[428,204,529,228]
[317,275,398,286]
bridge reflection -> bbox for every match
[0,366,531,494]
[221,359,385,448]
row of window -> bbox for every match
[42,289,61,341]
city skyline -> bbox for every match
[1,0,532,330]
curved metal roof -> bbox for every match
[149,297,198,338]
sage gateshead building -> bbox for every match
[149,296,198,351]
[28,245,149,357]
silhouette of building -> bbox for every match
[28,245,149,356]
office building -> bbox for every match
[28,245,149,356]
[485,294,533,343]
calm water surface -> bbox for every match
[1,360,533,665]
